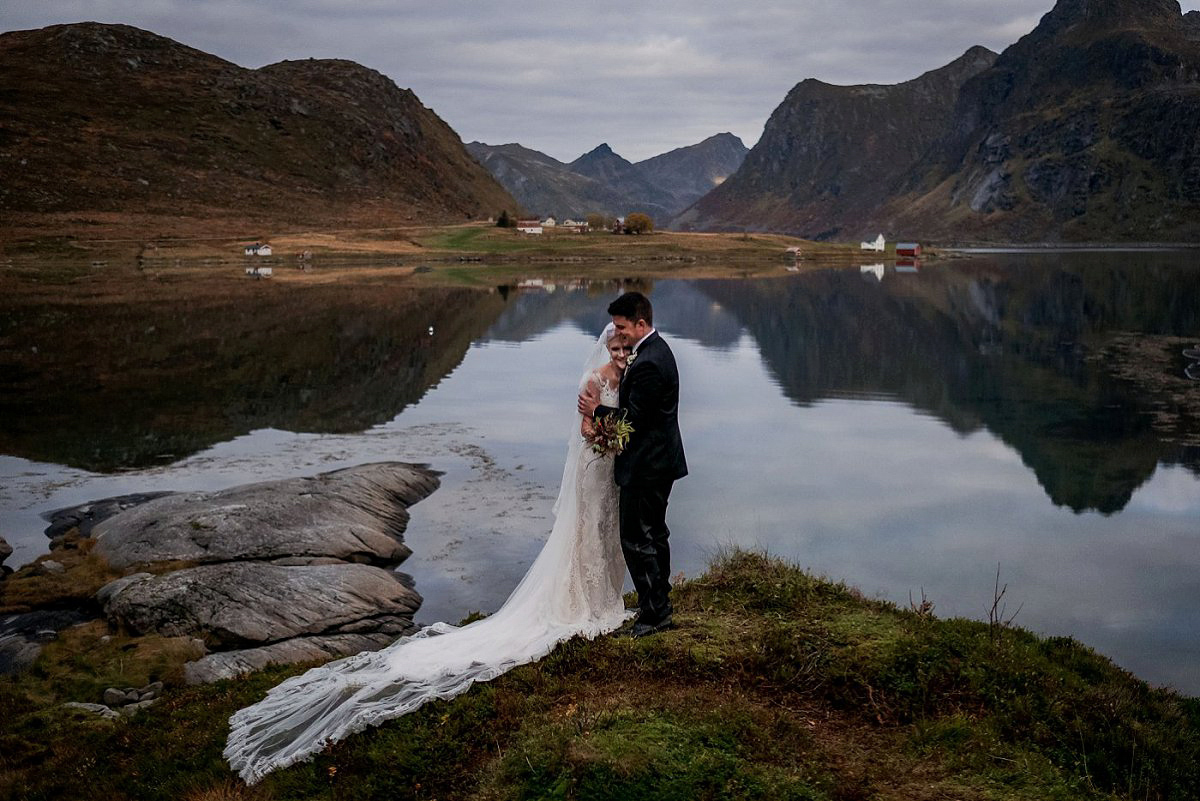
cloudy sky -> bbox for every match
[6,1,1200,162]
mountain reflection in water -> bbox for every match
[1,251,1197,692]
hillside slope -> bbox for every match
[0,23,518,236]
[676,47,998,238]
[683,0,1200,242]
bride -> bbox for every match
[225,324,634,784]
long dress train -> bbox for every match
[225,353,629,784]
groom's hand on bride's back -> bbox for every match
[577,385,600,418]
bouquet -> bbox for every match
[590,412,634,456]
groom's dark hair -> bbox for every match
[608,291,653,326]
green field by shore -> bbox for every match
[2,550,1196,800]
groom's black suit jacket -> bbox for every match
[596,330,688,488]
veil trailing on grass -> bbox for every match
[225,323,631,785]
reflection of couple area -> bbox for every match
[226,320,662,783]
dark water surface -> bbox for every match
[2,252,1198,692]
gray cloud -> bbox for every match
[6,0,1199,161]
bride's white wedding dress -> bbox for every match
[225,330,630,785]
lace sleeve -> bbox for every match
[580,372,602,439]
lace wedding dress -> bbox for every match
[225,328,631,785]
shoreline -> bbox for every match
[2,550,1196,799]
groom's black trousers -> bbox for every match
[619,479,674,625]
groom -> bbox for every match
[579,291,687,637]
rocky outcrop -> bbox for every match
[92,463,438,569]
[0,609,91,674]
[100,562,420,647]
[82,462,439,682]
[43,493,174,540]
[0,536,12,572]
[2,462,438,682]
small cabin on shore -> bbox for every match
[896,242,922,257]
[244,242,272,256]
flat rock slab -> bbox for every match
[92,462,439,569]
[100,562,421,648]
[183,632,404,684]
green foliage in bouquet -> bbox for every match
[591,412,634,456]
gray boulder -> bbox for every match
[63,702,120,720]
[120,698,159,716]
[0,634,43,675]
[102,687,128,706]
[99,562,421,648]
[0,536,12,569]
[183,631,406,684]
[0,610,92,675]
[92,463,438,568]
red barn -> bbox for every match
[896,242,922,257]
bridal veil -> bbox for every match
[225,323,630,784]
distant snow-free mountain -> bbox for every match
[468,133,748,224]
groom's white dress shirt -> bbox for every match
[631,328,656,355]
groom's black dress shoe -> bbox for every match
[628,616,674,638]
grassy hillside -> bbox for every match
[0,23,518,239]
[2,551,1196,800]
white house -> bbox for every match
[244,242,273,256]
[859,234,885,252]
[516,219,543,235]
[541,216,557,228]
[859,263,885,281]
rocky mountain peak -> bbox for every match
[1040,0,1183,31]
[581,142,617,158]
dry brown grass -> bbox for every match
[179,779,274,801]
[0,534,122,614]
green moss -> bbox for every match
[2,549,1196,800]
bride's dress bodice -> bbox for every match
[597,374,619,408]
[567,373,624,620]
[225,368,630,784]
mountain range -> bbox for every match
[5,0,1199,244]
[682,0,1200,242]
[0,22,517,235]
[467,134,748,223]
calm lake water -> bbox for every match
[2,251,1198,693]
